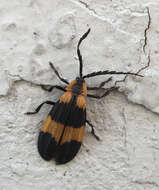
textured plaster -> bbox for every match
[0,0,159,190]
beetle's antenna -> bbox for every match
[83,70,143,79]
[77,28,91,78]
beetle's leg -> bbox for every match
[86,120,100,141]
[25,101,55,115]
[87,86,118,99]
[87,77,112,90]
[49,62,69,85]
[41,85,66,92]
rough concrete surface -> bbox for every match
[0,0,159,189]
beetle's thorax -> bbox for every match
[66,79,87,96]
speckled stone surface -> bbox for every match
[0,0,159,189]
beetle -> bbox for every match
[26,28,142,164]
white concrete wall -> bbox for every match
[0,0,159,189]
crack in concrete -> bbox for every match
[133,180,159,187]
[69,0,139,39]
[0,74,48,97]
[9,74,44,88]
[71,0,110,23]
[137,51,151,74]
[121,108,127,147]
[122,124,127,147]
[79,0,97,15]
[143,7,151,54]
[114,50,151,88]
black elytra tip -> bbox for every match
[38,131,57,161]
[55,141,81,165]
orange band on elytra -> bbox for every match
[59,92,72,104]
[61,125,85,144]
[41,116,64,143]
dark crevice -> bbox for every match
[78,0,98,15]
[143,7,151,54]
